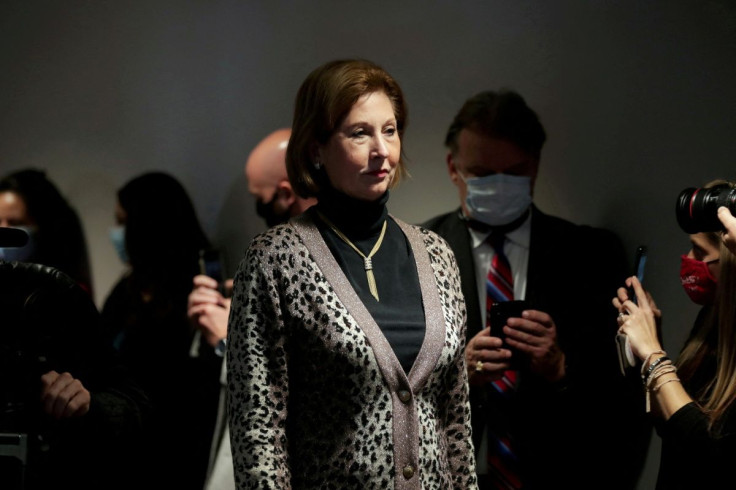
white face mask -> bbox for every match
[460,173,532,226]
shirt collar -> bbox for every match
[467,211,532,250]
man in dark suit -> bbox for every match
[423,90,649,489]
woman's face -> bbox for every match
[688,232,720,281]
[0,191,33,227]
[317,91,400,201]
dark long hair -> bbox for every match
[117,172,209,301]
[0,169,92,292]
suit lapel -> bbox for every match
[525,206,548,308]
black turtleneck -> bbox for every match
[312,188,425,374]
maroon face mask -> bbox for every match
[680,255,718,305]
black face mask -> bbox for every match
[255,193,291,228]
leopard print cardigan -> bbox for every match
[227,214,477,489]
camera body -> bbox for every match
[676,184,736,233]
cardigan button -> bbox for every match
[398,390,411,403]
[403,465,415,479]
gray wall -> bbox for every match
[2,1,735,487]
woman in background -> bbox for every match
[227,59,476,489]
[614,181,736,489]
[102,171,220,489]
[0,168,92,293]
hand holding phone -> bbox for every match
[617,245,647,374]
[198,249,227,296]
[627,245,647,305]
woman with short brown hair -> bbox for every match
[228,59,476,489]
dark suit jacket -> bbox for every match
[423,206,651,489]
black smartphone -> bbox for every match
[198,249,226,294]
[627,245,648,305]
[489,300,528,367]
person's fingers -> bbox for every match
[40,370,59,390]
[192,274,219,288]
[629,276,650,310]
[612,297,622,309]
[61,386,91,418]
[188,291,220,310]
[188,303,212,318]
[467,328,497,351]
[616,286,630,304]
[54,378,89,418]
[518,309,552,326]
[472,335,505,351]
[41,371,73,418]
[505,325,543,347]
[40,371,61,413]
[718,207,736,234]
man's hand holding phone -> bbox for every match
[188,274,233,348]
[465,328,512,385]
[467,301,566,384]
[501,306,566,382]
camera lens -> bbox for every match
[676,184,736,233]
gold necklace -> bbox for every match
[316,210,387,302]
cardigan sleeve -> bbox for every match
[441,243,478,489]
[227,243,291,489]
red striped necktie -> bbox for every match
[485,233,522,489]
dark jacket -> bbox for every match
[423,206,651,489]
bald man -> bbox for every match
[188,128,315,346]
[246,128,316,227]
[188,128,315,490]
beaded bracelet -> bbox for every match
[646,364,677,389]
[643,360,678,412]
[644,356,671,382]
[641,350,666,376]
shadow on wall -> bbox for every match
[213,173,266,278]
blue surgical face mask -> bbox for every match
[461,173,532,226]
[0,226,37,262]
[109,225,128,264]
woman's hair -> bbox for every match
[677,179,736,428]
[0,169,92,291]
[286,59,408,198]
[117,172,209,293]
